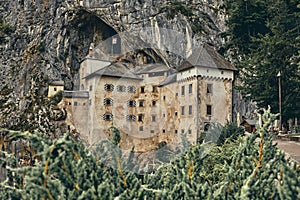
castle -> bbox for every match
[50,44,236,152]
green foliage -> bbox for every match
[224,0,300,122]
[1,108,300,199]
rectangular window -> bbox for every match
[189,84,192,94]
[189,105,192,115]
[175,111,178,117]
[163,129,165,133]
[207,84,213,94]
[89,99,92,105]
[152,86,158,93]
[89,85,93,91]
[188,130,192,134]
[104,98,113,106]
[141,86,145,93]
[139,126,143,131]
[175,130,178,134]
[152,115,156,122]
[181,129,184,134]
[207,105,212,116]
[139,100,145,107]
[74,102,78,106]
[181,106,185,116]
[176,92,178,97]
[181,85,185,96]
[138,114,143,122]
[152,101,156,107]
[54,87,57,91]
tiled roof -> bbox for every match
[85,62,143,80]
[178,44,236,72]
[135,63,170,74]
[49,81,64,86]
[158,73,177,86]
[63,91,89,98]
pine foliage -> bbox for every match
[1,108,300,199]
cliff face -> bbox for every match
[0,0,228,130]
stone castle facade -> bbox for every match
[52,44,236,152]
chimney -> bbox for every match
[89,43,94,57]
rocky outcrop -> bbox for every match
[0,0,229,131]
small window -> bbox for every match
[141,86,145,93]
[188,130,192,134]
[152,101,156,107]
[175,111,178,116]
[128,86,136,93]
[204,123,211,131]
[138,114,143,122]
[74,102,78,106]
[139,126,143,131]
[117,85,126,92]
[189,84,192,94]
[163,96,166,100]
[176,93,178,97]
[175,130,178,134]
[163,113,165,117]
[104,98,113,106]
[54,87,57,92]
[207,84,213,94]
[221,71,224,74]
[181,106,185,116]
[181,86,185,96]
[163,129,166,133]
[127,100,136,107]
[150,130,155,133]
[152,86,158,93]
[89,99,92,105]
[89,85,93,91]
[207,105,212,116]
[104,84,114,91]
[189,105,192,115]
[152,115,156,122]
[139,100,145,107]
[68,102,72,105]
[126,115,136,121]
[181,129,184,134]
[103,113,113,121]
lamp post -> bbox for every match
[277,71,282,132]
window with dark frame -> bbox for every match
[152,115,156,122]
[189,105,192,115]
[141,86,145,93]
[117,85,126,92]
[139,126,143,131]
[189,84,192,94]
[127,100,136,107]
[138,114,143,122]
[152,86,158,93]
[103,113,113,121]
[139,100,145,107]
[104,98,113,106]
[74,102,78,106]
[104,84,114,91]
[163,129,165,133]
[126,115,136,121]
[175,111,178,116]
[181,106,185,116]
[152,101,156,107]
[207,105,212,116]
[207,84,213,94]
[181,85,185,96]
[127,86,136,93]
